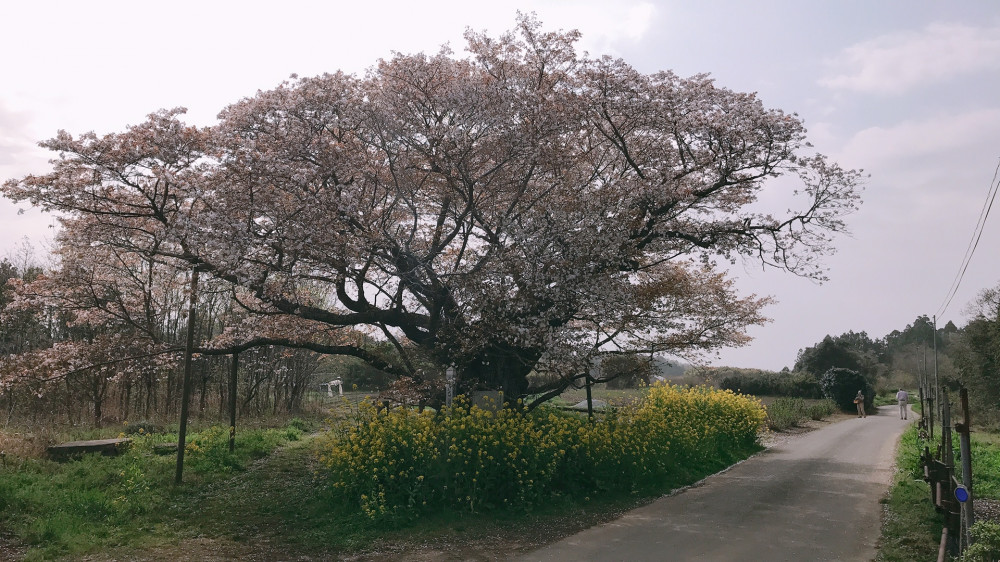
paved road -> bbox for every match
[520,406,911,562]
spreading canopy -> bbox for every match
[2,16,863,403]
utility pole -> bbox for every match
[922,343,927,399]
[933,315,939,420]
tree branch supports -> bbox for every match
[175,267,199,485]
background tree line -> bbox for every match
[702,290,1000,425]
[0,247,326,427]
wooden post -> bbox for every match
[918,386,925,420]
[928,394,935,441]
[918,386,927,438]
[585,374,594,421]
[175,267,199,485]
[942,392,953,469]
[929,316,939,442]
[937,527,948,562]
[229,351,239,453]
[957,387,974,539]
[940,391,959,554]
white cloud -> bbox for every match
[819,22,1000,95]
[568,2,657,45]
[839,108,1000,167]
[833,108,1000,261]
[0,103,36,167]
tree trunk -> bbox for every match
[467,345,539,406]
[93,391,103,427]
[166,366,174,415]
[143,371,153,419]
[92,375,105,428]
[122,381,132,421]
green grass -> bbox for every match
[0,384,895,561]
[0,424,304,560]
[876,423,1000,561]
[0,386,768,559]
[968,436,1000,498]
[875,425,944,561]
[874,393,899,407]
[965,520,1000,561]
[168,439,656,556]
[0,422,763,560]
[541,387,642,408]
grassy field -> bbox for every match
[0,386,867,560]
[0,385,766,560]
[0,422,311,560]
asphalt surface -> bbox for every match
[519,405,911,562]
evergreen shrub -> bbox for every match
[820,368,874,412]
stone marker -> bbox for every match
[569,399,607,411]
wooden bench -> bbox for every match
[47,438,131,461]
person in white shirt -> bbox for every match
[896,388,909,420]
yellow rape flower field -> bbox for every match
[317,383,766,522]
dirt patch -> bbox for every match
[76,537,303,562]
[334,504,647,562]
[72,508,645,562]
[976,499,1000,524]
[0,529,27,562]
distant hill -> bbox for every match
[651,356,690,379]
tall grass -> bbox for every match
[764,398,837,431]
[318,383,766,521]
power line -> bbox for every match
[935,158,1000,318]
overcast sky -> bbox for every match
[2,0,998,370]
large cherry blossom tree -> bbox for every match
[2,16,863,406]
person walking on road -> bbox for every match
[896,388,909,420]
[854,390,866,418]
